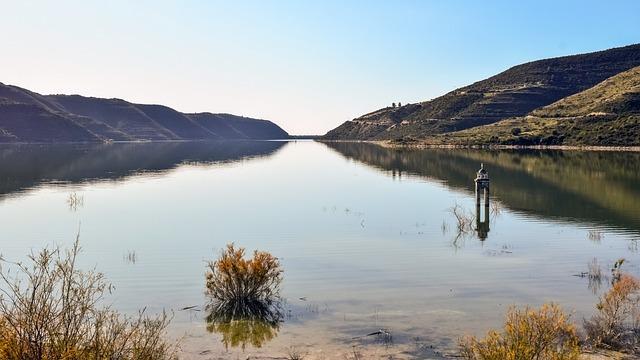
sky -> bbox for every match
[1,1,639,135]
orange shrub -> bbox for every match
[204,244,283,349]
[585,273,640,352]
[205,243,283,313]
[459,303,580,360]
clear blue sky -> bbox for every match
[1,1,639,134]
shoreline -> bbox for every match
[4,138,638,152]
[318,140,640,152]
[0,138,297,146]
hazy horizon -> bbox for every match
[2,0,639,135]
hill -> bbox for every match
[441,66,640,146]
[323,44,640,143]
[0,83,288,143]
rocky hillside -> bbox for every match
[0,83,288,143]
[442,66,640,146]
[323,44,640,143]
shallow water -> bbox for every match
[1,140,639,358]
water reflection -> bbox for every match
[323,142,640,235]
[476,203,490,240]
[474,163,491,240]
[0,141,286,199]
[205,302,283,350]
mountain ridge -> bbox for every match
[0,83,288,143]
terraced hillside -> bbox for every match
[443,66,640,146]
[324,44,640,143]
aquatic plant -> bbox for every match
[584,273,640,353]
[205,243,283,349]
[588,258,603,281]
[490,200,502,217]
[448,203,480,247]
[587,257,603,294]
[449,203,475,235]
[459,303,580,360]
[0,236,178,360]
[124,250,137,264]
[205,243,283,317]
[66,192,84,211]
[440,220,448,235]
[587,229,603,242]
[449,204,476,237]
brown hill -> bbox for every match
[0,83,288,143]
[442,66,640,146]
[324,44,640,142]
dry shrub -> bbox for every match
[205,244,283,349]
[450,203,475,234]
[584,273,640,353]
[0,237,178,360]
[611,258,626,283]
[459,303,580,360]
[205,243,283,316]
[285,346,309,360]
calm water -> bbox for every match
[1,141,640,359]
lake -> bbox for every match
[1,140,639,359]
